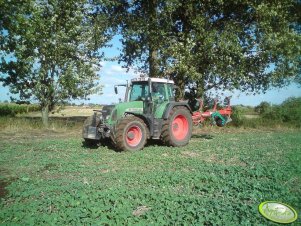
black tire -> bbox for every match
[114,116,149,151]
[162,106,192,147]
[82,114,100,147]
[215,117,224,127]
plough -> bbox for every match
[190,97,232,127]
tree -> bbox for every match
[119,0,301,98]
[255,101,271,115]
[0,0,112,126]
[119,0,164,77]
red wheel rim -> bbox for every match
[172,115,189,140]
[126,126,142,147]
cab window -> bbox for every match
[166,84,175,100]
[151,82,174,101]
[129,82,149,101]
[151,83,166,100]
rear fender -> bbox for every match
[163,102,192,119]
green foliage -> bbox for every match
[255,102,272,115]
[0,0,112,125]
[0,131,300,225]
[278,97,301,124]
[119,0,301,98]
[0,103,40,116]
[231,106,246,126]
[230,98,301,128]
[255,97,301,127]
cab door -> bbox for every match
[151,82,174,118]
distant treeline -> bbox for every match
[231,97,301,128]
[0,102,103,117]
[0,103,41,116]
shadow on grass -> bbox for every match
[82,138,167,152]
[81,138,117,151]
[145,139,165,147]
[0,169,14,199]
[191,134,214,139]
[0,179,10,198]
[81,135,213,152]
[82,141,99,150]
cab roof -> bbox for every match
[131,77,174,84]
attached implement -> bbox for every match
[191,97,232,127]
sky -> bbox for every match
[0,35,300,106]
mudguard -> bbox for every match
[163,102,192,119]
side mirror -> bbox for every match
[114,86,118,94]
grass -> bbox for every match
[0,116,84,134]
[23,105,97,118]
[0,128,300,225]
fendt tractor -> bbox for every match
[82,77,193,151]
[82,76,232,151]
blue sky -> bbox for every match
[0,35,300,106]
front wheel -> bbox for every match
[162,107,192,147]
[114,116,149,151]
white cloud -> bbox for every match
[99,63,138,87]
[99,61,107,67]
[101,76,125,85]
[110,65,125,73]
[100,62,139,78]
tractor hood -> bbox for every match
[106,101,144,124]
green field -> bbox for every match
[0,129,300,225]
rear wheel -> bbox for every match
[162,107,192,147]
[114,116,148,151]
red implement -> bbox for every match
[191,97,232,126]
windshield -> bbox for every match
[151,82,174,101]
[129,82,149,101]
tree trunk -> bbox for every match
[41,105,49,128]
[177,75,186,100]
[148,0,159,78]
[196,78,205,99]
[149,47,158,77]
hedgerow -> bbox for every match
[0,103,40,116]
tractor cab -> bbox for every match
[127,77,174,100]
[114,77,175,118]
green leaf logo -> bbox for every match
[259,201,298,224]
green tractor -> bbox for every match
[82,77,193,151]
